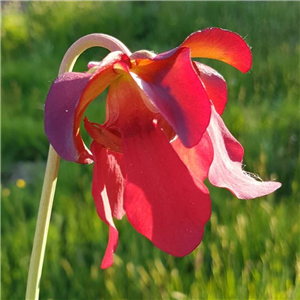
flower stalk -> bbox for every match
[25,146,59,300]
[25,34,131,300]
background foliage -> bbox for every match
[1,1,299,299]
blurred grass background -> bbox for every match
[1,1,299,299]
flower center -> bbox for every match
[84,118,122,153]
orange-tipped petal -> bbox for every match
[181,28,252,73]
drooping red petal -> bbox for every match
[45,72,93,163]
[91,141,126,268]
[207,106,281,199]
[131,47,211,148]
[121,121,211,257]
[172,131,213,182]
[92,142,126,220]
[180,28,252,73]
[194,62,227,115]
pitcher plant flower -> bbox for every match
[45,28,281,268]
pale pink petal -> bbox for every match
[207,106,281,199]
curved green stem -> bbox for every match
[25,34,131,300]
[58,33,132,74]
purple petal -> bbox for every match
[45,72,93,164]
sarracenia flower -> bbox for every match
[45,28,281,268]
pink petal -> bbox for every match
[180,28,252,73]
[122,121,211,257]
[194,62,227,115]
[91,142,126,268]
[172,131,213,182]
[207,106,281,199]
[131,47,211,148]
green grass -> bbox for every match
[1,1,299,299]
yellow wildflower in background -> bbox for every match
[16,179,26,189]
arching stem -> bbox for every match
[25,34,131,300]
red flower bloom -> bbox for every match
[45,28,281,268]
